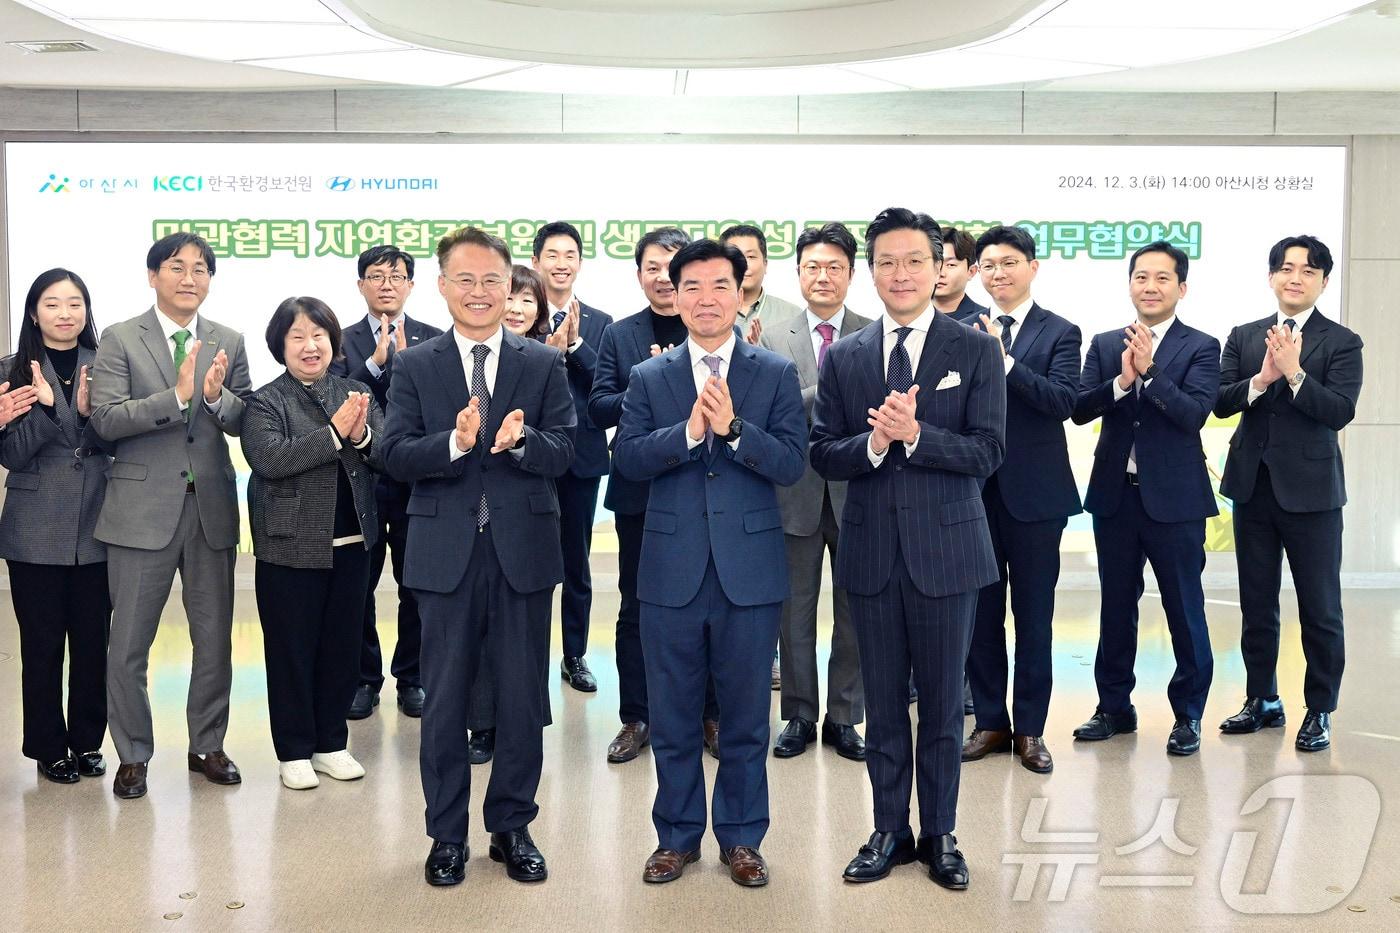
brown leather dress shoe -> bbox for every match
[113,762,148,799]
[961,728,1012,761]
[607,722,650,763]
[187,750,242,785]
[1013,735,1054,773]
[703,719,720,760]
[720,846,769,887]
[643,847,700,883]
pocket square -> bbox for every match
[935,371,961,390]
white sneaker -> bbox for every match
[279,759,319,790]
[310,749,365,781]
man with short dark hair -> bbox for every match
[91,232,252,800]
[590,227,720,764]
[1215,234,1362,753]
[1071,241,1220,757]
[615,238,806,888]
[382,226,576,887]
[960,224,1081,777]
[934,225,988,323]
[719,224,802,342]
[333,245,442,721]
[531,221,614,693]
[812,207,1005,890]
[760,222,871,762]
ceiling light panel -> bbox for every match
[461,65,677,96]
[1034,0,1368,32]
[72,20,401,61]
[684,66,907,97]
[24,0,344,23]
[252,49,519,87]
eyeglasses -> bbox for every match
[444,274,506,291]
[978,258,1024,274]
[800,261,849,278]
[363,273,409,286]
[872,254,933,278]
[161,263,210,280]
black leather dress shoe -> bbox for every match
[1072,706,1138,741]
[1295,710,1331,752]
[37,757,79,784]
[1167,718,1202,756]
[560,657,598,693]
[1219,696,1285,734]
[347,684,379,720]
[773,718,817,758]
[843,829,915,882]
[425,841,467,886]
[918,834,969,890]
[489,828,548,882]
[113,762,147,799]
[398,686,425,718]
[821,719,866,761]
[468,729,495,765]
[76,751,106,778]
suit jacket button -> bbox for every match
[1133,421,1141,428]
[707,472,716,479]
[702,511,708,518]
[180,470,188,478]
[350,470,357,477]
[1257,442,1264,448]
[894,465,903,472]
[187,436,194,443]
[73,462,82,471]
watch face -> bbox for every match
[730,418,743,435]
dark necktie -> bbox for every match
[886,327,913,394]
[703,355,722,450]
[1283,317,1296,334]
[471,344,491,528]
[815,322,835,370]
[997,315,1016,354]
[552,310,567,333]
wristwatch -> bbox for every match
[714,417,744,443]
[1290,370,1307,387]
[1142,363,1160,381]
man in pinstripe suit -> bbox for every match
[811,208,1005,890]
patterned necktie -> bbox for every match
[886,327,913,394]
[997,315,1016,354]
[552,310,567,333]
[703,355,723,450]
[471,344,492,528]
[815,322,835,370]
[172,329,193,430]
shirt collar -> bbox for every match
[547,295,575,319]
[807,306,845,335]
[1142,314,1177,340]
[366,311,405,336]
[1279,307,1315,332]
[882,302,937,336]
[155,307,199,342]
[688,332,737,368]
[995,297,1034,327]
[453,325,504,361]
[740,289,766,320]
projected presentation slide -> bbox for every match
[4,141,1347,551]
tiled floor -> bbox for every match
[1,579,1397,932]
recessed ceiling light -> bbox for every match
[6,39,100,53]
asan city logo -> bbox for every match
[38,173,70,193]
[153,175,205,192]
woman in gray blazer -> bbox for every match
[241,297,383,790]
[0,268,111,784]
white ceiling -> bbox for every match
[1,0,1399,95]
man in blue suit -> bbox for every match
[614,238,806,888]
[959,225,1081,776]
[1071,241,1220,756]
[382,226,576,888]
[333,245,443,720]
[590,227,720,765]
[531,221,614,693]
[811,208,1005,890]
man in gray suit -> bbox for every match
[760,223,871,761]
[90,232,251,800]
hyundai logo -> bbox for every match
[327,176,355,191]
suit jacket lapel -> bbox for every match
[430,331,472,416]
[487,330,526,436]
[38,351,81,446]
[727,341,759,416]
[839,307,867,339]
[662,344,698,416]
[913,313,957,412]
[345,319,376,365]
[855,324,885,404]
[1009,303,1050,359]
[785,315,819,387]
[138,308,177,389]
[1299,311,1330,368]
[632,310,658,363]
[1151,321,1189,374]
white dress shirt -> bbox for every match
[683,333,742,452]
[362,311,406,379]
[805,307,846,362]
[1110,315,1176,474]
[995,296,1034,374]
[867,303,936,466]
[1246,306,1314,405]
[155,308,221,414]
[447,326,524,462]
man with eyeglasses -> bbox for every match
[811,207,1005,890]
[934,225,989,325]
[90,232,252,800]
[382,226,575,887]
[333,245,442,722]
[759,222,871,763]
[961,224,1081,777]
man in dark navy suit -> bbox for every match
[332,245,442,721]
[1071,241,1220,757]
[1215,235,1363,753]
[811,208,1005,890]
[382,226,575,887]
[531,221,614,693]
[590,227,720,765]
[614,238,806,888]
[934,225,989,326]
[959,225,1080,776]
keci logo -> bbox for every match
[153,175,204,192]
